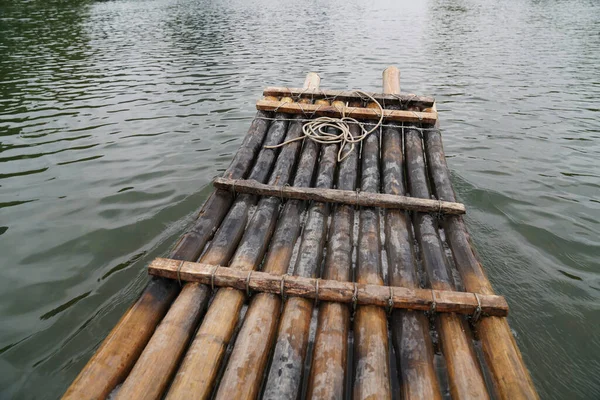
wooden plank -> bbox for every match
[62,112,273,400]
[147,258,509,317]
[381,66,442,399]
[256,99,438,124]
[263,86,435,108]
[423,128,539,399]
[213,177,465,214]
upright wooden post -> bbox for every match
[382,66,401,95]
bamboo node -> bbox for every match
[471,293,482,323]
[210,265,220,292]
[246,271,253,297]
[176,260,185,287]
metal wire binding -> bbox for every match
[472,293,482,323]
[430,289,437,316]
[246,271,253,297]
[176,260,185,287]
[210,265,219,292]
[387,286,394,316]
[280,274,288,301]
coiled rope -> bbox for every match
[265,90,384,162]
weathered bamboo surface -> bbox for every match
[213,177,466,214]
[306,117,359,399]
[65,67,537,400]
[214,124,322,400]
[263,123,339,399]
[381,66,443,399]
[353,114,391,399]
[148,258,509,316]
[406,122,490,399]
[63,111,273,400]
[424,128,538,399]
[256,99,438,124]
[263,86,435,109]
[115,111,290,400]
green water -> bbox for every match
[0,0,598,398]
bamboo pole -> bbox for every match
[262,121,340,400]
[62,112,272,400]
[162,75,321,400]
[353,107,391,400]
[423,128,538,399]
[305,120,359,399]
[380,66,442,399]
[148,258,509,316]
[113,100,292,400]
[405,122,490,399]
[213,177,466,214]
[256,99,438,124]
[214,107,324,400]
[262,86,435,109]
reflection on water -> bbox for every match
[0,0,598,398]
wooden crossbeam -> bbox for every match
[213,177,465,215]
[262,87,435,109]
[148,258,508,317]
[256,99,438,124]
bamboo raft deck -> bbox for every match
[64,67,538,400]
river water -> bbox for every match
[0,0,598,398]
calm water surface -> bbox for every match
[1,0,598,398]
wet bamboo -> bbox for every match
[380,66,442,399]
[113,101,292,400]
[353,109,391,400]
[149,258,509,316]
[262,121,340,400]
[215,97,337,400]
[256,99,438,124]
[423,127,538,399]
[263,86,435,109]
[306,122,358,399]
[62,112,272,400]
[405,123,490,399]
[163,74,322,400]
[214,125,322,399]
[213,177,466,214]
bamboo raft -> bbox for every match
[64,67,538,399]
